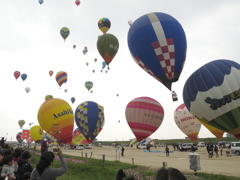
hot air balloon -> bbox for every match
[125,97,164,142]
[55,71,67,88]
[18,120,25,128]
[75,0,80,6]
[183,59,240,139]
[64,89,67,93]
[26,137,33,144]
[105,70,108,73]
[92,70,95,73]
[98,18,111,34]
[118,120,120,123]
[72,128,88,145]
[200,121,224,140]
[21,74,27,81]
[38,98,74,143]
[49,70,53,77]
[30,125,44,142]
[85,81,93,91]
[174,104,201,142]
[127,12,187,91]
[97,34,119,67]
[39,0,44,5]
[100,70,103,73]
[117,94,119,97]
[60,27,70,42]
[128,20,132,26]
[45,95,53,101]
[102,61,107,69]
[16,132,24,143]
[90,90,93,93]
[25,87,30,93]
[94,58,97,62]
[71,97,75,104]
[73,45,76,49]
[84,47,87,50]
[83,49,88,55]
[75,101,104,143]
[86,62,89,66]
[14,71,21,80]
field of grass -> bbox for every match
[29,149,240,180]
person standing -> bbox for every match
[116,169,126,180]
[219,144,223,156]
[165,146,169,157]
[214,145,219,157]
[40,139,47,155]
[121,146,125,157]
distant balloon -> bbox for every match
[92,70,95,73]
[102,61,107,69]
[86,62,89,66]
[128,20,132,26]
[21,74,27,81]
[100,70,103,73]
[90,90,93,93]
[117,94,119,97]
[174,104,201,142]
[105,70,108,73]
[18,120,25,128]
[25,87,30,93]
[94,58,97,62]
[26,137,33,145]
[16,132,24,143]
[75,101,104,143]
[60,27,70,42]
[45,95,53,101]
[49,70,53,77]
[30,125,44,141]
[83,49,88,55]
[75,0,80,6]
[14,71,21,80]
[39,0,44,5]
[55,71,67,88]
[125,97,164,142]
[118,120,120,123]
[71,97,75,104]
[84,46,87,50]
[64,89,67,93]
[73,45,76,49]
[98,18,111,34]
[85,81,93,91]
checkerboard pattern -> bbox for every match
[151,38,175,79]
[93,105,105,135]
[77,102,89,134]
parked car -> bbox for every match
[231,142,240,155]
[85,144,92,149]
[197,142,205,147]
[76,144,84,150]
[180,143,198,151]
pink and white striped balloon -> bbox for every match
[125,97,164,142]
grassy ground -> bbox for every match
[29,149,240,180]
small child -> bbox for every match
[1,155,18,180]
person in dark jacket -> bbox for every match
[17,151,33,180]
[121,147,125,157]
[116,169,126,180]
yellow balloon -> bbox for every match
[30,125,44,141]
[18,120,25,128]
[200,121,224,140]
[45,95,53,101]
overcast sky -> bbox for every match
[0,0,240,142]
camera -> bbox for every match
[53,148,58,152]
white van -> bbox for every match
[138,143,147,149]
[76,144,84,150]
[198,142,205,147]
[231,142,240,155]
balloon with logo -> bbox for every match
[85,81,93,91]
[174,104,201,142]
[125,97,164,142]
[71,128,87,145]
[71,97,75,104]
[49,70,53,77]
[55,71,67,88]
[128,12,187,91]
[75,101,104,143]
[38,98,74,143]
[30,125,44,142]
[14,71,21,80]
[16,132,24,143]
[200,121,224,140]
[97,34,119,68]
[25,87,30,93]
[98,18,111,34]
[45,95,53,101]
[183,59,240,139]
[21,73,27,81]
[18,120,25,128]
[60,27,70,42]
[39,0,44,5]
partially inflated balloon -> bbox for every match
[18,120,25,128]
[14,71,21,80]
[72,128,87,145]
[49,70,53,77]
[85,81,93,91]
[75,101,104,143]
[60,27,70,42]
[56,71,67,88]
[174,104,201,142]
[21,74,27,81]
[125,97,164,142]
[200,121,224,140]
[16,132,24,143]
[75,0,80,6]
[38,98,74,143]
[25,87,30,93]
[97,34,119,66]
[98,18,111,34]
[128,12,187,91]
[183,59,240,139]
[71,97,75,104]
[30,125,44,141]
[45,95,53,101]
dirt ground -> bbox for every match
[58,146,239,177]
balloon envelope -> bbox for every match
[49,70,53,77]
[60,27,70,42]
[18,120,25,128]
[38,98,74,143]
[21,74,27,81]
[98,18,111,34]
[25,87,30,93]
[45,95,53,101]
[85,81,93,91]
[72,128,88,145]
[125,97,164,142]
[127,12,187,91]
[14,71,21,80]
[183,59,240,139]
[39,0,44,5]
[71,97,75,104]
[200,121,224,140]
[30,125,44,141]
[174,104,201,142]
[16,132,24,143]
[73,45,76,49]
[55,71,67,87]
[75,0,80,6]
[75,101,104,143]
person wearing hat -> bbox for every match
[17,151,33,180]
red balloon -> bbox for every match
[75,0,80,6]
[14,71,21,80]
[49,70,53,77]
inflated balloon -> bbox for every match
[30,125,44,141]
[21,74,27,81]
[75,0,80,6]
[174,104,201,142]
[102,61,107,69]
[26,137,33,144]
[25,87,30,93]
[118,120,120,123]
[73,45,76,49]
[49,70,53,77]
[71,97,75,104]
[14,71,21,80]
[18,120,25,128]
[16,132,24,143]
[84,47,87,50]
[100,70,103,73]
[105,70,108,73]
[86,62,89,66]
[39,0,44,5]
[128,12,187,91]
[75,101,104,143]
[128,20,132,26]
[90,90,93,93]
[117,94,119,97]
[72,128,88,145]
[55,71,67,88]
[97,34,119,67]
[183,59,240,139]
[83,49,88,55]
[85,81,93,91]
[64,89,67,93]
[94,58,97,62]
[200,121,224,140]
[60,27,70,42]
[98,18,111,34]
[45,95,53,101]
[92,70,95,73]
[38,98,74,143]
[125,97,164,142]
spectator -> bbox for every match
[121,146,125,157]
[116,169,126,180]
[22,172,31,180]
[17,151,33,180]
[214,145,219,157]
[156,167,187,180]
[0,138,7,149]
[1,155,18,180]
[12,148,23,162]
[0,151,3,173]
[30,147,67,180]
[1,144,9,156]
[219,144,223,156]
[4,149,12,157]
[40,139,48,155]
[165,146,169,157]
